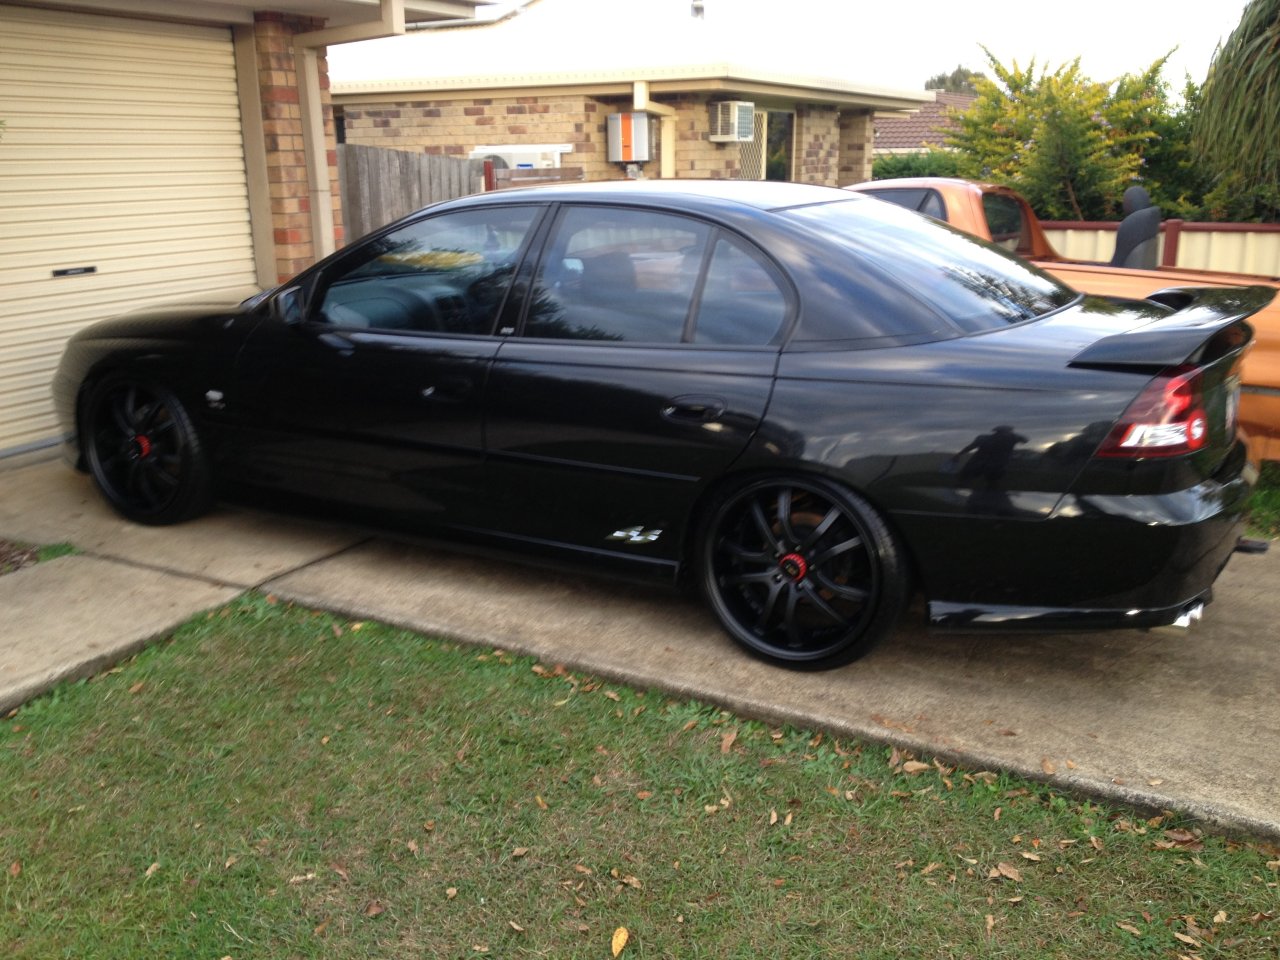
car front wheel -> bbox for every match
[83,376,214,525]
[700,476,908,669]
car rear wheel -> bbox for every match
[83,376,214,525]
[700,477,908,669]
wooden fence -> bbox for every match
[1042,219,1280,278]
[337,144,485,242]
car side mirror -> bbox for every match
[272,285,307,325]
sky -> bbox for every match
[331,0,1252,94]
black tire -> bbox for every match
[699,476,908,669]
[82,375,214,525]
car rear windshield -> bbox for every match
[785,198,1077,333]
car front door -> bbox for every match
[483,204,793,573]
[229,203,543,529]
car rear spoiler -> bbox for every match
[1068,286,1274,370]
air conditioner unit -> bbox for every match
[709,101,755,142]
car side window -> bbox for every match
[692,235,789,346]
[315,207,537,335]
[863,188,948,223]
[981,194,1032,255]
[524,206,710,343]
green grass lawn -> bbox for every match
[2,597,1277,958]
[1248,462,1280,538]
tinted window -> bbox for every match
[525,207,710,343]
[786,199,1075,334]
[982,193,1033,254]
[693,235,789,345]
[918,190,947,221]
[316,207,536,334]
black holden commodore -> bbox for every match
[53,180,1272,669]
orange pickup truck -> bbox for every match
[846,177,1280,462]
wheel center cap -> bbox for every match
[779,552,808,582]
[132,434,153,458]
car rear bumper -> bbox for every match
[898,463,1254,628]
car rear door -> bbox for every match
[482,203,791,571]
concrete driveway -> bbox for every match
[2,459,1277,838]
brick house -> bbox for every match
[330,0,925,186]
[0,0,487,460]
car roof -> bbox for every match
[440,178,858,213]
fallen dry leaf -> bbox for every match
[511,847,530,858]
[985,914,995,934]
[993,862,1022,882]
[129,682,145,695]
[920,862,942,876]
[407,840,419,856]
[720,729,738,754]
[509,920,525,932]
[331,862,350,882]
[769,809,779,825]
[1041,758,1057,775]
[611,926,630,956]
[364,900,385,917]
[902,760,930,775]
[1090,836,1104,852]
[8,861,20,878]
[603,690,620,702]
[1021,852,1041,862]
[446,887,457,900]
[574,864,593,874]
[144,862,160,878]
[313,918,329,936]
[289,872,316,884]
[1173,932,1200,946]
[635,791,653,800]
[535,795,549,810]
[1214,910,1227,924]
[1117,922,1143,936]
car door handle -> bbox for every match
[420,377,473,402]
[662,395,726,424]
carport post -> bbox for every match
[293,0,409,259]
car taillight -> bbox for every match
[1097,366,1208,458]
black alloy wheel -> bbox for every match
[701,477,908,668]
[83,377,214,525]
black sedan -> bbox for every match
[53,180,1272,669]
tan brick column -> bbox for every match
[793,105,841,187]
[838,109,873,185]
[252,13,342,283]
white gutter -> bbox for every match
[293,0,409,258]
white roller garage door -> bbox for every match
[0,5,259,457]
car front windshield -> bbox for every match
[785,198,1077,333]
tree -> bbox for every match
[947,50,1167,220]
[1193,0,1280,221]
[925,65,984,94]
[872,150,961,180]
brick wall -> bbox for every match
[670,95,742,179]
[340,91,870,188]
[253,13,343,282]
[793,104,842,187]
[838,109,873,185]
[343,93,623,181]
